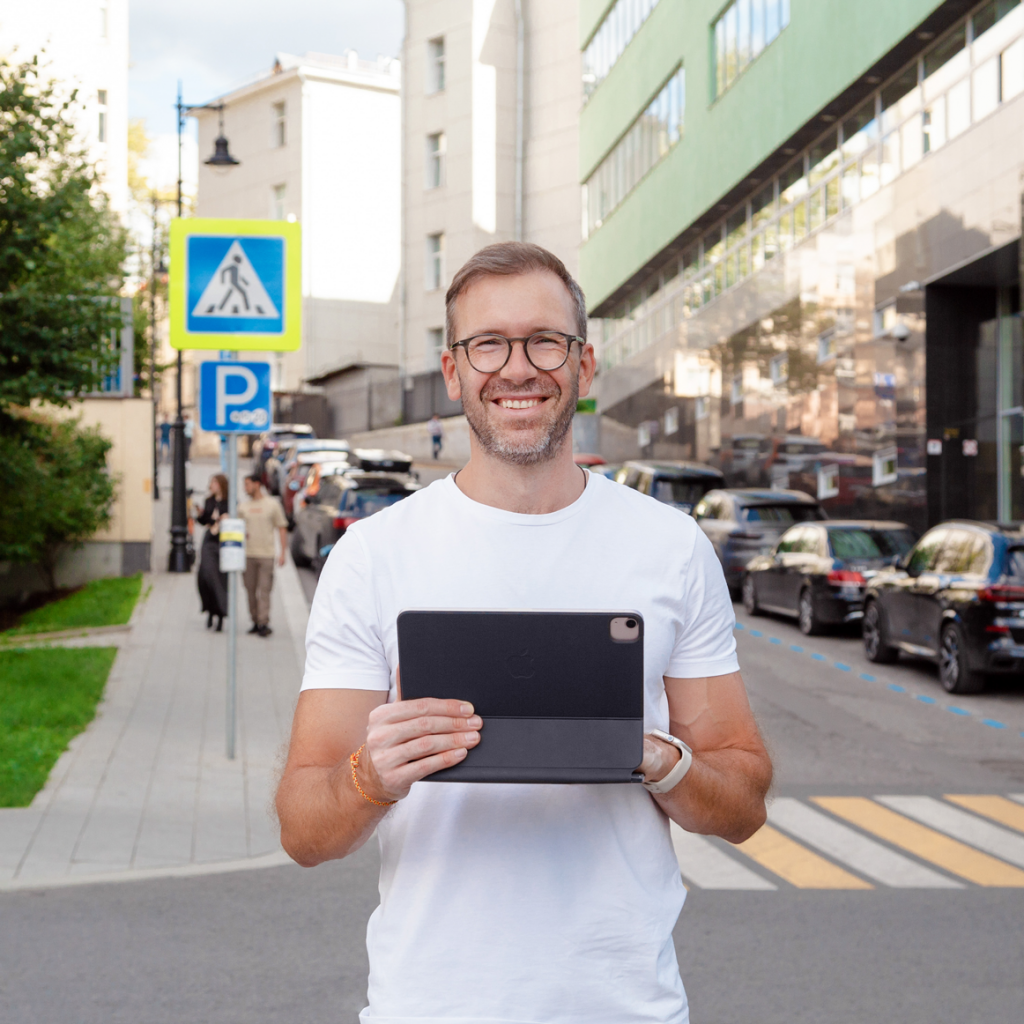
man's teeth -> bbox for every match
[498,398,542,409]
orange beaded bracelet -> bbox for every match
[350,744,396,807]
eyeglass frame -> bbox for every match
[449,331,586,373]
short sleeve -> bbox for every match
[271,499,288,528]
[666,527,739,678]
[301,530,392,691]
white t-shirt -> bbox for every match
[303,471,739,1024]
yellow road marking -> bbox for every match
[814,797,1024,887]
[736,824,872,889]
[944,795,1024,835]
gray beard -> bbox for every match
[459,370,579,467]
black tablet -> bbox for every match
[396,610,645,783]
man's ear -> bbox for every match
[576,342,596,399]
[441,349,462,402]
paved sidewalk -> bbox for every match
[0,460,308,890]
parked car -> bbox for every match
[291,471,421,573]
[741,520,917,634]
[253,424,316,487]
[615,460,725,514]
[350,448,414,474]
[282,450,352,525]
[694,489,827,595]
[862,520,1024,694]
[274,439,352,497]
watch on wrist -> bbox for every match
[642,729,693,794]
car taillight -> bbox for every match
[828,570,866,585]
[332,515,361,530]
[978,585,1024,601]
[985,624,1011,634]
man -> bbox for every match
[427,412,444,460]
[159,414,171,463]
[238,473,287,637]
[276,243,772,1023]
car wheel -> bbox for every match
[863,602,899,664]
[938,623,986,695]
[742,575,762,616]
[798,589,822,636]
[290,529,311,568]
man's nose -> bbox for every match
[499,339,537,382]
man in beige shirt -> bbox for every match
[239,473,288,637]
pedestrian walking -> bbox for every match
[195,474,228,631]
[183,412,194,462]
[159,415,171,463]
[276,242,772,1023]
[427,412,444,460]
[238,473,287,637]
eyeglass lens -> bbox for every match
[465,333,571,372]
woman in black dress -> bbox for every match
[196,474,229,630]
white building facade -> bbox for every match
[400,0,583,422]
[0,0,129,213]
[193,52,402,426]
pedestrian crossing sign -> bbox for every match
[168,218,301,351]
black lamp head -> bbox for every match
[205,134,239,166]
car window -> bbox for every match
[345,488,411,516]
[1004,547,1024,580]
[652,478,712,507]
[776,529,802,554]
[636,472,653,495]
[317,480,341,506]
[741,503,823,523]
[935,530,990,574]
[802,527,825,555]
[693,498,713,520]
[619,467,641,488]
[907,528,949,573]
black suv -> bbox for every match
[862,520,1024,694]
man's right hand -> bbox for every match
[359,698,482,802]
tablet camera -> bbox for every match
[610,616,640,643]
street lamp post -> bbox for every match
[168,82,240,572]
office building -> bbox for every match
[400,0,582,421]
[580,0,1024,531]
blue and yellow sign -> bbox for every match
[169,218,301,351]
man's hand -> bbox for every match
[360,698,482,801]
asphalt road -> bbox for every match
[6,499,1024,1021]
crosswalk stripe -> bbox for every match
[878,796,1024,869]
[813,797,1024,887]
[736,824,873,889]
[945,795,1024,834]
[671,823,776,890]
[768,798,961,888]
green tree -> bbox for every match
[0,56,129,414]
[0,414,116,592]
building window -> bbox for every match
[271,184,286,220]
[272,102,286,147]
[582,0,661,99]
[713,0,790,99]
[426,132,446,188]
[583,68,684,236]
[99,4,108,38]
[97,89,107,143]
[769,353,788,386]
[426,233,445,291]
[427,327,445,370]
[427,37,445,94]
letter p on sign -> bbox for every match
[199,360,272,434]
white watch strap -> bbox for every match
[642,729,693,794]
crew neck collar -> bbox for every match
[442,468,596,525]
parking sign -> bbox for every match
[169,218,301,351]
[199,361,272,433]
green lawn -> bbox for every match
[0,646,117,807]
[4,574,142,636]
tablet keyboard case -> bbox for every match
[397,610,644,783]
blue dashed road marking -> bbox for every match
[735,615,1021,740]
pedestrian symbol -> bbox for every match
[191,240,280,320]
[169,217,302,351]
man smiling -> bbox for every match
[276,243,772,1024]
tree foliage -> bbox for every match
[0,413,116,592]
[0,56,129,412]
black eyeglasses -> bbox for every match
[450,332,584,373]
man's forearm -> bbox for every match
[654,747,770,844]
[277,761,388,867]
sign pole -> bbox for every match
[226,433,238,760]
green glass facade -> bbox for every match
[580,0,1024,533]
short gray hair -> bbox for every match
[444,242,588,348]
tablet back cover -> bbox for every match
[397,610,644,783]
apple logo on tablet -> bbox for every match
[506,649,535,679]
